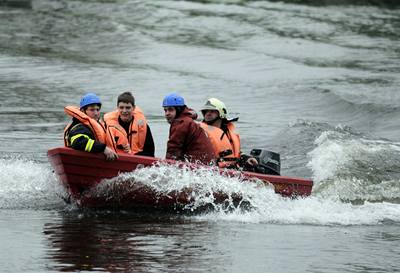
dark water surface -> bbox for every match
[1,0,400,272]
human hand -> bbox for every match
[246,157,258,166]
[122,144,131,153]
[104,146,118,161]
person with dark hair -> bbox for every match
[200,98,257,169]
[162,93,215,165]
[104,91,155,157]
[64,93,118,161]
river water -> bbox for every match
[1,0,400,272]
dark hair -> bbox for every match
[82,103,101,111]
[117,92,135,106]
[174,106,186,118]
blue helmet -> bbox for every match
[80,92,102,109]
[162,93,185,107]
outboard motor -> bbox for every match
[249,149,280,176]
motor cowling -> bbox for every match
[249,149,280,176]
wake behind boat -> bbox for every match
[48,147,313,210]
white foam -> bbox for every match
[94,163,400,225]
[197,197,400,226]
[306,129,400,204]
[0,158,65,209]
[93,162,274,212]
[2,154,398,226]
[308,130,351,182]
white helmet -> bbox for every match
[201,98,227,119]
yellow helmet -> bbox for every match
[201,98,227,119]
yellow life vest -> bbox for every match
[63,106,112,151]
[104,106,148,154]
[200,122,241,167]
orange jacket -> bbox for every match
[104,106,148,154]
[200,121,241,167]
[63,106,116,152]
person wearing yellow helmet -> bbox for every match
[200,98,258,169]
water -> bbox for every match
[1,0,400,272]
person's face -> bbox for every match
[118,102,135,123]
[164,107,176,124]
[203,110,219,122]
[85,105,101,121]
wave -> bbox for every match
[1,149,399,225]
[317,83,400,110]
[196,197,400,226]
[85,161,400,225]
[0,0,31,9]
[188,0,400,7]
[0,157,65,209]
[264,0,400,7]
[308,126,400,202]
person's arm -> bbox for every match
[136,124,155,157]
[68,124,106,153]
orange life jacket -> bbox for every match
[103,106,148,154]
[105,123,131,154]
[63,106,114,149]
[200,121,241,168]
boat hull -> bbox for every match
[48,147,313,210]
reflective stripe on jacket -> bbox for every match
[63,106,109,152]
[103,106,148,154]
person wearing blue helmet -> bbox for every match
[162,93,215,165]
[63,92,118,161]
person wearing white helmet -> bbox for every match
[64,92,118,161]
[200,98,257,168]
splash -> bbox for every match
[308,128,400,202]
[88,162,275,212]
[0,157,65,209]
[87,162,400,225]
[196,196,400,226]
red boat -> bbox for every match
[48,147,313,211]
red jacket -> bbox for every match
[166,108,215,165]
